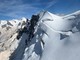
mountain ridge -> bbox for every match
[0,10,80,60]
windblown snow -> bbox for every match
[0,10,80,60]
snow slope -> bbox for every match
[22,10,80,60]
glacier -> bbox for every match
[0,10,80,60]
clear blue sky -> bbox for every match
[0,0,80,20]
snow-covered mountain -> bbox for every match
[0,17,27,60]
[0,10,80,60]
[22,10,80,60]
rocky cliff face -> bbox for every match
[0,10,80,60]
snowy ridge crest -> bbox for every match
[23,10,80,60]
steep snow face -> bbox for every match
[0,18,27,60]
[39,11,78,31]
[22,10,80,60]
[40,11,80,60]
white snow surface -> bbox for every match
[22,10,80,60]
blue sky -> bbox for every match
[0,0,80,20]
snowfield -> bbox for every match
[0,10,80,60]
